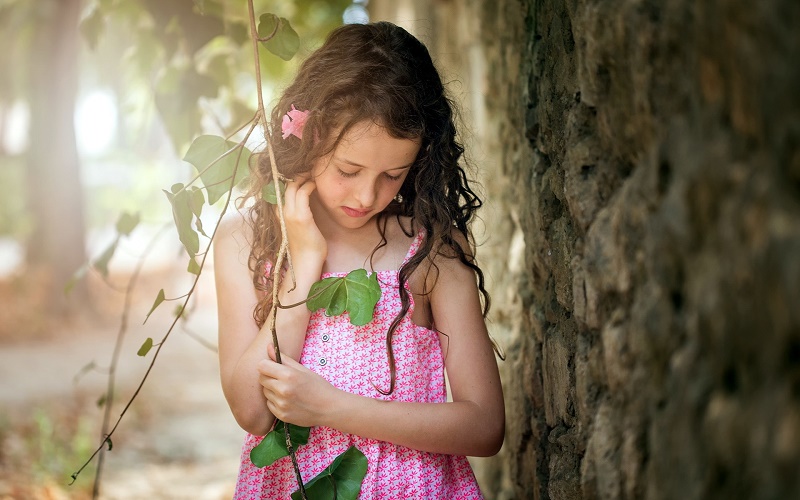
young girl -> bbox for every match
[214,21,504,499]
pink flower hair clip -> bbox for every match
[281,104,309,140]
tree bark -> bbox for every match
[26,0,87,309]
[373,0,800,498]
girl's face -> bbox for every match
[310,121,421,232]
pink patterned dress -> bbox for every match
[233,230,483,499]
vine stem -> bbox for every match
[247,1,306,497]
[91,223,169,499]
[71,118,259,491]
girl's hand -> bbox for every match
[257,343,337,428]
[283,175,327,263]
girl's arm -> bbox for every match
[258,239,505,456]
[216,179,326,436]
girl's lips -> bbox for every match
[342,206,370,218]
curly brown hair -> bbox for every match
[245,21,492,393]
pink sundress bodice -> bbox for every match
[233,230,482,499]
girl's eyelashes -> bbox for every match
[337,168,358,178]
[384,172,403,181]
[336,168,404,182]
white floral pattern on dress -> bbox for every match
[233,230,483,499]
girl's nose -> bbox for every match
[355,178,378,207]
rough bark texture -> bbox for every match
[372,0,800,498]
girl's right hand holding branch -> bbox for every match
[216,176,329,437]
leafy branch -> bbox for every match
[70,116,259,491]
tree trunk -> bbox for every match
[373,0,800,498]
[26,0,86,309]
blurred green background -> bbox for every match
[0,1,365,497]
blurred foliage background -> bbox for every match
[0,0,362,497]
[0,0,354,318]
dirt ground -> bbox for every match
[0,261,245,499]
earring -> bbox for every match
[394,193,404,203]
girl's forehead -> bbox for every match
[333,121,421,167]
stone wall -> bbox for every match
[371,1,800,498]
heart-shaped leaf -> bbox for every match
[291,446,367,500]
[307,269,382,326]
[164,183,199,257]
[250,420,311,468]
[183,135,252,205]
[257,14,299,61]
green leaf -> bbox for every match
[195,216,208,238]
[189,186,205,216]
[105,437,113,451]
[183,135,252,205]
[137,337,153,357]
[250,420,311,468]
[164,184,200,257]
[96,394,106,408]
[155,65,219,152]
[307,269,382,326]
[291,446,368,500]
[187,258,201,275]
[144,289,166,323]
[257,14,299,61]
[92,239,119,278]
[188,187,207,237]
[115,212,140,236]
[261,180,285,204]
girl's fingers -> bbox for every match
[282,178,301,213]
[282,176,315,219]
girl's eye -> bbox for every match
[337,169,358,178]
[384,172,403,181]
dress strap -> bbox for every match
[400,229,426,267]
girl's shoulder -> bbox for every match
[214,207,255,263]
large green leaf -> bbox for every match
[250,420,311,468]
[164,183,199,257]
[257,14,299,61]
[307,269,382,326]
[291,446,368,500]
[183,135,252,205]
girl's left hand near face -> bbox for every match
[283,175,327,262]
[258,343,337,428]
